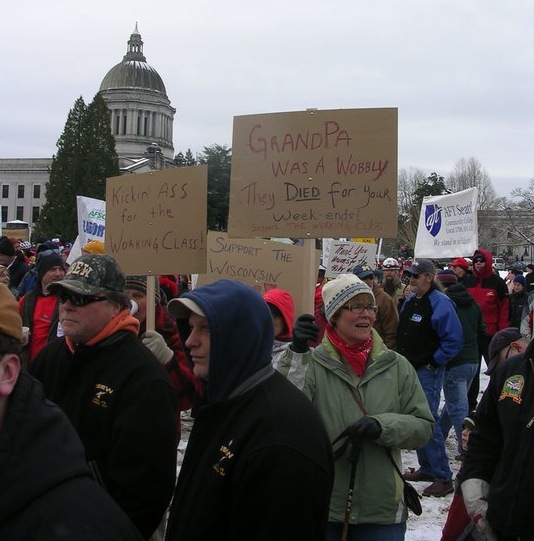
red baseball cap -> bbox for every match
[449,257,469,271]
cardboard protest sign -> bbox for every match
[196,232,320,316]
[105,166,208,275]
[228,108,397,239]
[414,188,478,259]
[323,240,378,277]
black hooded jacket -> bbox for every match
[0,370,143,540]
[165,280,334,541]
[28,327,177,539]
[463,346,534,538]
[445,283,486,367]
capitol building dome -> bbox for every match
[99,24,176,166]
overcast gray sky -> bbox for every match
[2,0,532,196]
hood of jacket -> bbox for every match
[263,288,294,341]
[176,280,274,403]
[446,282,475,307]
[473,248,494,280]
[0,370,91,523]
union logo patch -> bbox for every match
[213,439,235,477]
[499,375,524,404]
[91,383,114,408]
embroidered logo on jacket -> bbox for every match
[92,383,114,408]
[499,375,524,404]
[213,440,235,477]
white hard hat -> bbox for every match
[382,257,400,269]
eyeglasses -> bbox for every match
[342,304,378,314]
[58,291,108,307]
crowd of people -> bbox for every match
[1,232,532,541]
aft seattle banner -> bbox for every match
[414,188,478,259]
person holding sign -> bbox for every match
[165,280,334,541]
[279,274,433,541]
[125,275,204,438]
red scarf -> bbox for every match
[326,323,372,377]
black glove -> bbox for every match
[338,417,382,445]
[291,314,319,353]
[332,417,382,460]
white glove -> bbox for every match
[461,478,498,540]
[141,330,174,364]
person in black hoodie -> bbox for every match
[435,270,486,459]
[461,341,534,540]
[28,255,177,539]
[165,280,334,541]
[0,283,143,541]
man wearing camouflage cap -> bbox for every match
[28,254,177,540]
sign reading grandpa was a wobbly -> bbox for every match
[228,108,398,239]
[105,167,207,275]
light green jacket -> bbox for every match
[278,329,434,525]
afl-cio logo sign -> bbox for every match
[425,204,442,237]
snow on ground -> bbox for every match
[178,372,490,541]
[404,370,490,541]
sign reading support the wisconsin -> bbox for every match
[105,167,208,275]
[228,108,398,239]
[196,232,320,316]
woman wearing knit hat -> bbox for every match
[279,273,433,541]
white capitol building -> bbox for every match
[0,24,177,234]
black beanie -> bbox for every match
[37,253,65,281]
[125,275,161,304]
[0,237,15,257]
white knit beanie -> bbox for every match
[322,274,375,322]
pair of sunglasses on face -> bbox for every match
[57,290,108,307]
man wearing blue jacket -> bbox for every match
[166,280,334,541]
[397,259,464,497]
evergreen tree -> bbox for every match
[184,149,197,166]
[84,94,120,199]
[413,172,449,207]
[34,94,119,241]
[174,151,186,167]
[198,144,231,231]
[174,149,198,167]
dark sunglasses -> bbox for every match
[58,291,108,307]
